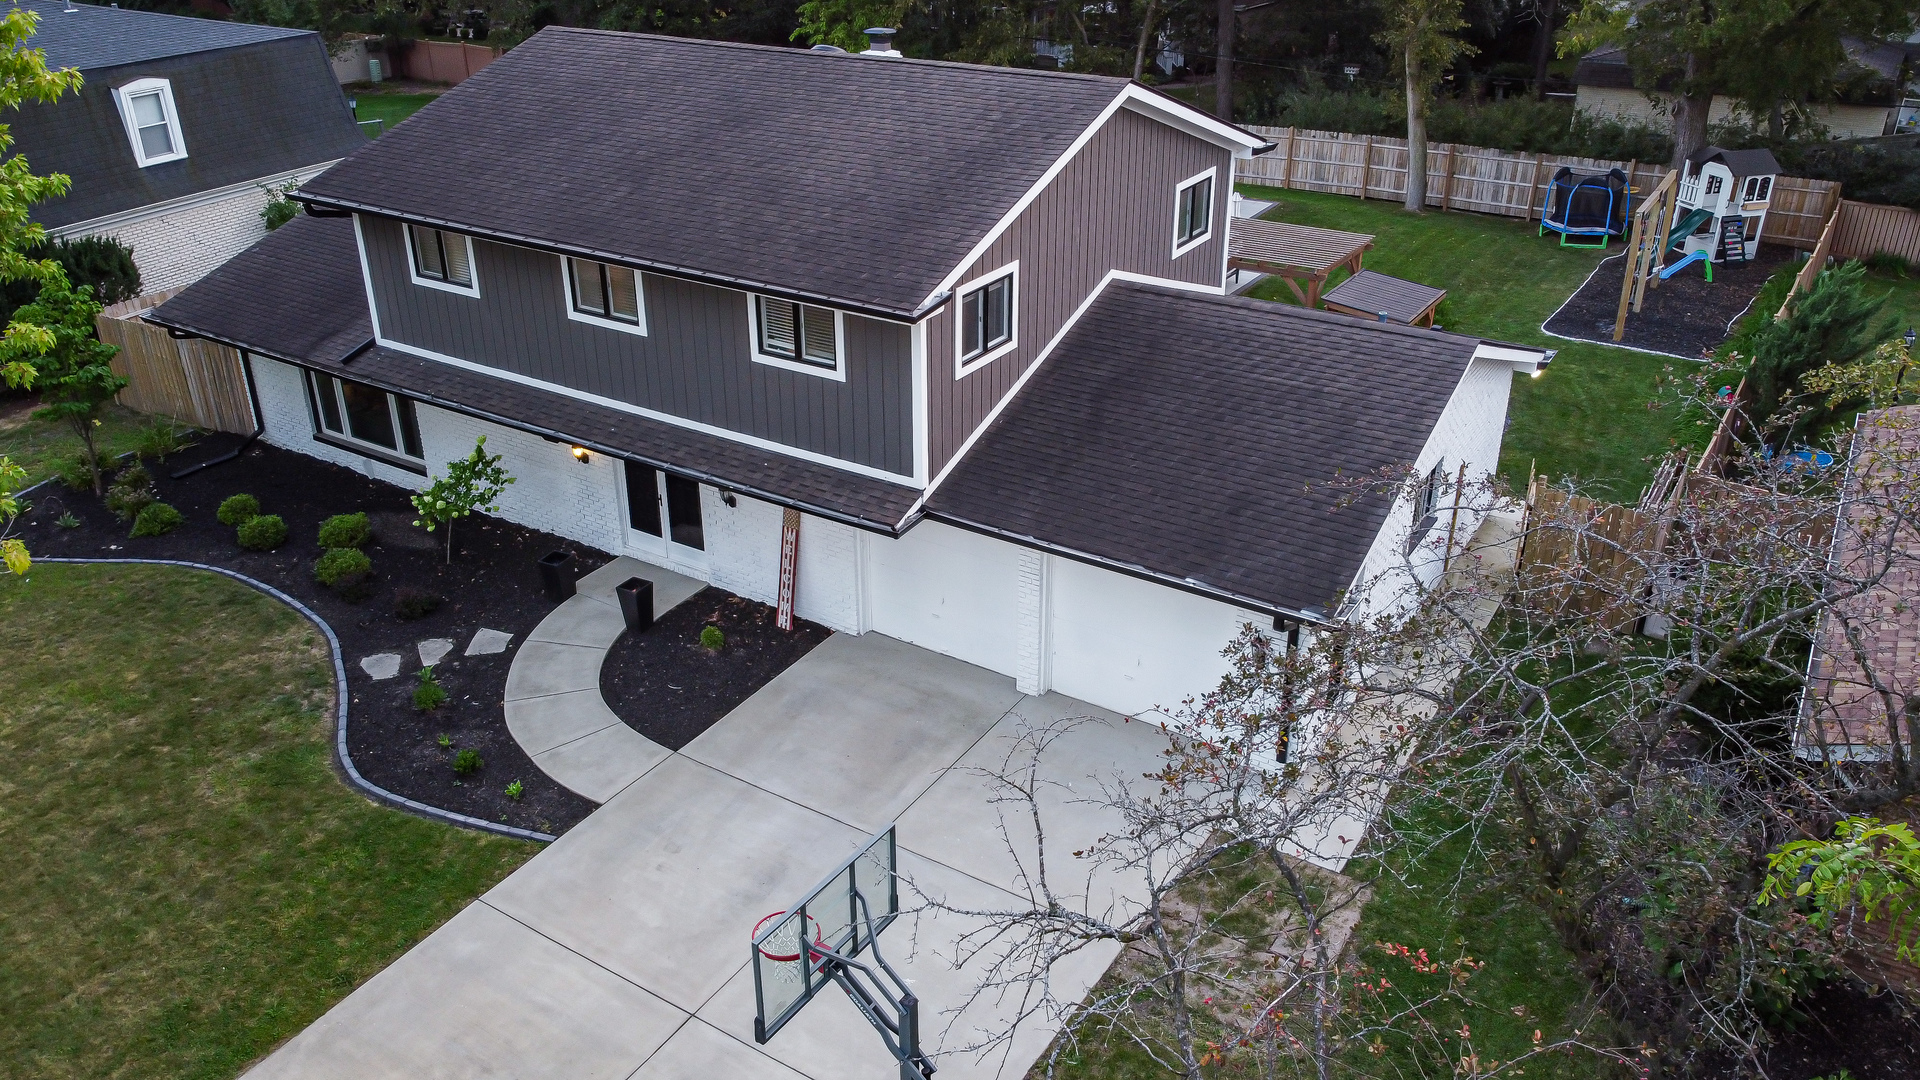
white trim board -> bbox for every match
[953,260,1020,379]
[371,334,919,487]
[745,293,848,382]
[1171,166,1218,260]
[559,254,650,337]
[404,224,481,297]
[113,77,188,168]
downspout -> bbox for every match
[168,346,266,480]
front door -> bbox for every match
[623,460,706,569]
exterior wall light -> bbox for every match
[570,445,590,463]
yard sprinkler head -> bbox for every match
[570,445,591,464]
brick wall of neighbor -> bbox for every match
[72,166,334,293]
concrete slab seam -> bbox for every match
[36,558,557,844]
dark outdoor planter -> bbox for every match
[616,576,655,633]
[538,549,578,601]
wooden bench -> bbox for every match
[1320,269,1447,328]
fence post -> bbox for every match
[1281,128,1296,190]
[1440,145,1456,211]
[1359,136,1372,200]
[1527,153,1544,220]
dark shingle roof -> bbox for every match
[146,214,921,530]
[298,28,1131,319]
[13,0,307,71]
[1686,146,1782,177]
[928,284,1481,615]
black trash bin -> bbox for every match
[616,576,654,633]
[537,550,578,602]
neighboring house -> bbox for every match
[148,29,1546,720]
[1574,41,1919,139]
[14,0,367,292]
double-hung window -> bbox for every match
[306,370,425,466]
[1406,461,1446,554]
[407,224,477,294]
[956,263,1017,373]
[114,78,187,167]
[1172,169,1214,256]
[751,295,843,378]
[565,257,646,333]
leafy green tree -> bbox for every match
[23,269,127,496]
[0,6,85,392]
[0,235,141,325]
[1378,0,1475,212]
[792,0,902,52]
[1761,817,1920,961]
[411,435,515,563]
[1748,260,1894,445]
[1800,335,1916,413]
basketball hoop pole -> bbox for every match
[806,890,934,1079]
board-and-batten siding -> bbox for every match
[360,214,914,476]
[926,105,1232,477]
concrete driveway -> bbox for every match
[245,632,1171,1080]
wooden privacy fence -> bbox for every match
[95,291,255,435]
[1830,199,1920,264]
[1236,126,1842,248]
[394,40,500,85]
[1518,476,1659,624]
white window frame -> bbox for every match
[953,259,1020,378]
[559,255,648,336]
[113,77,188,168]
[746,294,847,381]
[1171,167,1217,258]
[404,223,480,297]
[305,370,425,465]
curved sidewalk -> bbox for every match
[504,556,706,802]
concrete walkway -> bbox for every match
[247,633,1171,1080]
[503,556,705,802]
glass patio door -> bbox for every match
[622,461,706,568]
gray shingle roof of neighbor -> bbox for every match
[145,214,924,530]
[928,283,1482,616]
[12,0,309,71]
[15,18,367,230]
[297,27,1138,319]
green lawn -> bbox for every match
[349,92,440,136]
[0,564,534,1080]
[0,402,172,486]
[1236,185,1689,501]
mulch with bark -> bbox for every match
[600,591,830,750]
[16,435,613,835]
[1698,980,1920,1079]
[1544,243,1793,359]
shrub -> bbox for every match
[317,511,372,549]
[505,779,524,800]
[57,455,91,491]
[216,493,260,526]
[1865,252,1911,278]
[435,732,452,748]
[452,747,482,774]
[104,464,155,522]
[129,501,182,537]
[0,235,141,327]
[135,421,194,462]
[236,513,288,551]
[699,624,725,651]
[314,547,373,587]
[393,588,444,620]
[261,182,302,230]
[413,665,448,711]
[55,511,79,529]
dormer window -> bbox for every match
[1172,168,1214,257]
[750,295,844,380]
[955,261,1019,375]
[406,224,478,295]
[113,78,187,167]
[565,256,646,334]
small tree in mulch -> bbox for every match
[21,269,125,495]
[411,436,514,564]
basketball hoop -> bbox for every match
[753,910,824,964]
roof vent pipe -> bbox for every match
[861,27,901,56]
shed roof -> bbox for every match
[13,0,308,71]
[1686,145,1782,178]
[296,27,1251,320]
[928,283,1485,615]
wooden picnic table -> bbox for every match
[1228,219,1375,307]
[1321,270,1448,327]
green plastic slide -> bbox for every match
[1667,207,1714,250]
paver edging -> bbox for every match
[34,556,556,844]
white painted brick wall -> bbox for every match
[702,488,864,633]
[69,165,334,294]
[254,356,425,490]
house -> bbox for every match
[1574,40,1919,140]
[14,0,368,292]
[146,28,1547,721]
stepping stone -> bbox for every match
[417,638,455,667]
[466,627,514,656]
[360,653,402,680]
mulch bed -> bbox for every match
[1544,243,1793,359]
[601,592,830,750]
[1698,979,1920,1079]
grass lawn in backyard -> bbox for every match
[0,401,173,486]
[350,92,440,135]
[0,563,534,1080]
[1236,185,1689,501]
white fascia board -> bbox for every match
[1116,84,1268,156]
[1472,342,1552,373]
